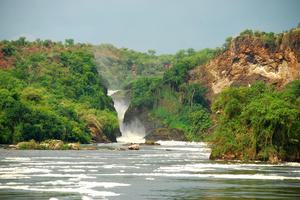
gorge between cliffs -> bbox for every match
[0,22,300,200]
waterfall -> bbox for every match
[108,90,146,143]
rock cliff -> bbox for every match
[190,28,300,100]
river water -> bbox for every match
[0,141,300,200]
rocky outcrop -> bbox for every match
[190,29,300,100]
[15,140,81,150]
[46,140,64,150]
[128,144,140,150]
[85,114,120,143]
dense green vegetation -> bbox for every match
[226,27,300,52]
[0,38,118,144]
[127,48,217,140]
[208,81,300,161]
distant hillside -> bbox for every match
[93,44,173,89]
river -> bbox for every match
[0,142,300,200]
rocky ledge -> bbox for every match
[8,140,81,150]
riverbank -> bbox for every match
[1,139,161,151]
[2,139,299,164]
[3,140,81,150]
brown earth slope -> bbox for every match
[190,29,300,100]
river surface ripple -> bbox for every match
[0,141,299,200]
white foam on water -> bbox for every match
[79,181,130,189]
[139,153,184,158]
[3,157,31,162]
[0,167,51,173]
[281,162,300,167]
[0,174,30,179]
[33,173,95,179]
[154,163,287,173]
[6,182,19,185]
[154,147,210,152]
[117,134,145,144]
[40,180,74,186]
[102,164,140,169]
[135,164,151,166]
[69,177,81,182]
[156,140,208,147]
[49,198,59,200]
[58,169,85,172]
[72,166,99,169]
[21,161,103,165]
[82,196,93,200]
[116,117,146,144]
[32,157,81,160]
[98,173,300,180]
[37,180,130,189]
[0,185,120,197]
[155,164,215,173]
[145,177,155,181]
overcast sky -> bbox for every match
[0,0,299,53]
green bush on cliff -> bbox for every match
[208,82,300,161]
[129,77,162,108]
[0,38,118,144]
[126,48,216,141]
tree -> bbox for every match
[14,37,27,46]
[180,83,207,107]
[1,44,16,56]
[209,82,300,161]
[65,39,74,46]
[147,49,156,56]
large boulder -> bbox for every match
[47,140,64,150]
[128,144,140,150]
[67,143,80,150]
[16,140,39,150]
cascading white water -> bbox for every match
[108,90,145,143]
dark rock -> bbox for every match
[81,146,97,150]
[145,128,187,141]
[144,140,160,145]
